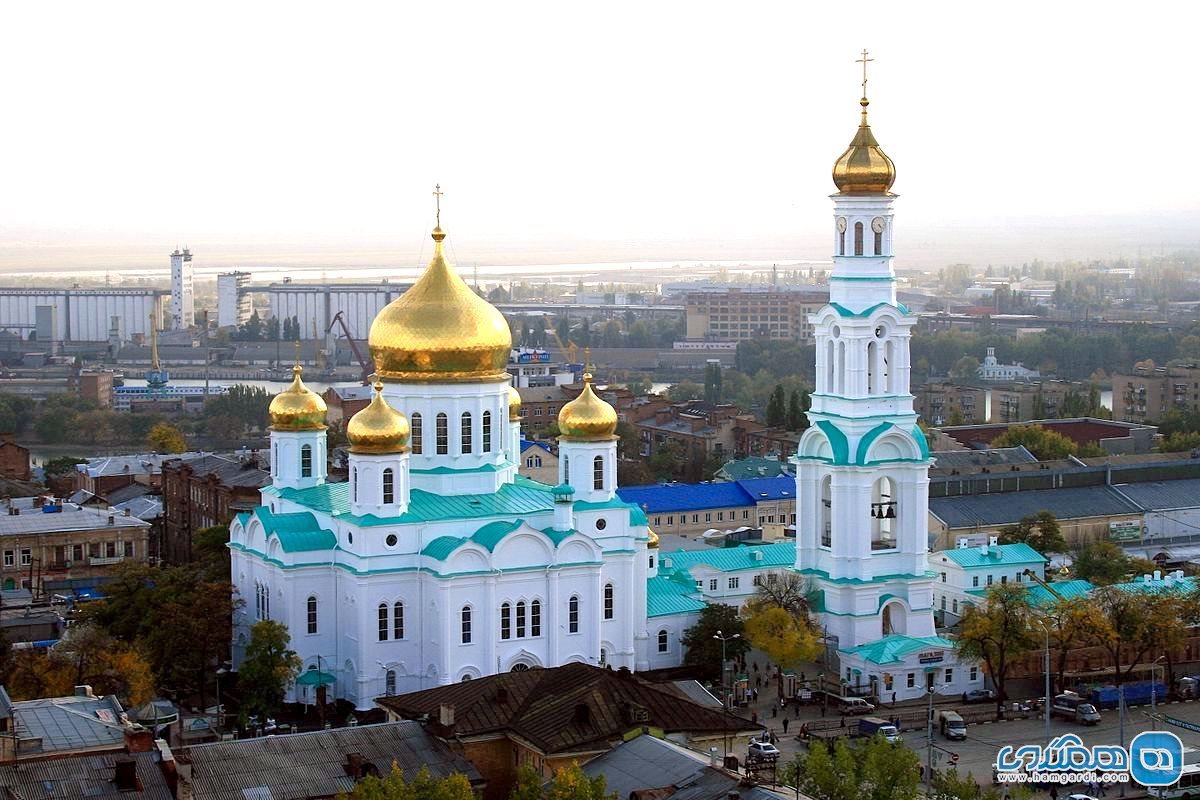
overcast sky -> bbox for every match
[1,1,1197,268]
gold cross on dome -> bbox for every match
[857,49,874,96]
[433,184,444,227]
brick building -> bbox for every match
[1113,364,1200,425]
[989,380,1089,424]
[321,385,373,426]
[633,402,744,460]
[71,370,116,407]
[939,418,1157,455]
[161,453,270,564]
[0,436,30,482]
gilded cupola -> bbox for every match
[832,51,895,195]
[269,365,328,430]
[347,380,410,454]
[368,222,513,383]
[507,385,522,421]
[557,373,618,441]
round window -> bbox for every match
[875,325,887,339]
[347,531,353,544]
[831,325,841,339]
[596,518,607,531]
[386,534,398,547]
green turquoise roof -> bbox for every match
[1027,579,1095,605]
[828,301,911,318]
[661,542,795,573]
[235,511,251,528]
[419,519,585,561]
[841,634,955,665]
[647,571,707,618]
[552,483,575,497]
[253,507,337,553]
[937,542,1047,569]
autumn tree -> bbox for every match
[147,421,187,453]
[1087,587,1189,684]
[956,583,1038,717]
[1037,597,1105,693]
[743,605,821,671]
[746,571,814,617]
[238,620,301,722]
[338,766,475,800]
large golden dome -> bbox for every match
[832,97,896,194]
[557,373,618,441]
[347,381,410,454]
[369,226,512,383]
[269,365,327,430]
[507,385,522,421]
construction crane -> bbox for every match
[547,328,578,364]
[1022,568,1064,601]
[327,311,373,385]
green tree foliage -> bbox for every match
[786,389,808,431]
[703,362,723,405]
[950,356,980,379]
[239,620,301,722]
[194,525,232,581]
[735,340,816,384]
[793,737,919,800]
[956,584,1037,715]
[42,456,86,477]
[1038,597,1106,693]
[0,394,35,434]
[997,511,1067,554]
[766,385,786,428]
[681,604,749,670]
[338,766,475,800]
[203,384,272,438]
[1072,540,1136,586]
[989,424,1084,460]
[1160,431,1200,453]
[928,768,1009,800]
[668,380,704,402]
[1089,587,1188,683]
[232,310,264,341]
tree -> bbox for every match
[928,768,1007,800]
[338,765,475,800]
[1090,587,1187,684]
[956,583,1038,717]
[1039,596,1106,693]
[668,380,704,402]
[544,765,615,800]
[147,422,187,453]
[793,736,919,800]
[704,362,723,406]
[238,620,301,722]
[1160,431,1200,453]
[997,511,1067,554]
[680,604,749,671]
[743,606,821,670]
[746,571,814,617]
[42,456,86,477]
[786,390,807,431]
[766,385,786,428]
[990,424,1080,460]
[194,525,231,581]
[950,356,980,379]
[1072,540,1135,586]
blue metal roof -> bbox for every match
[929,485,1141,529]
[735,476,796,502]
[617,482,754,514]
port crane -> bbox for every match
[326,311,374,385]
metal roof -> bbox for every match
[0,750,172,799]
[842,634,957,665]
[735,476,795,502]
[647,572,707,618]
[183,721,482,800]
[715,457,794,481]
[928,485,1141,529]
[660,542,796,573]
[617,482,754,514]
[252,508,336,553]
[1111,479,1200,511]
[937,542,1047,569]
[931,446,1038,469]
[12,693,131,755]
[0,501,151,537]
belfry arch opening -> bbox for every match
[871,475,897,550]
[881,600,907,636]
[820,475,832,548]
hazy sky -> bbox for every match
[1,1,1197,268]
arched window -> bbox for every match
[411,413,422,454]
[568,595,580,633]
[603,583,614,620]
[383,468,394,504]
[377,603,388,641]
[461,412,472,454]
[393,601,404,639]
[593,456,604,490]
[657,629,669,653]
[300,444,313,478]
[839,230,845,256]
[854,221,864,256]
[306,595,318,634]
[500,602,511,640]
[516,600,527,638]
[885,339,895,394]
[461,606,472,644]
[820,475,833,548]
[255,583,262,620]
[264,586,270,620]
[873,219,884,255]
[867,341,878,395]
[511,663,530,672]
[836,341,846,394]
[352,467,358,503]
[531,599,541,637]
[563,455,570,484]
[825,339,835,395]
[436,413,448,455]
[482,411,492,453]
[599,648,607,666]
[385,669,396,696]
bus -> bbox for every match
[1147,763,1200,799]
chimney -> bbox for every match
[113,757,139,792]
[957,538,969,549]
[709,746,719,768]
[1154,569,1162,582]
[124,725,154,753]
[988,535,999,547]
[75,685,94,698]
[438,704,455,728]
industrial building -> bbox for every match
[683,286,827,343]
[265,281,411,341]
[169,248,195,330]
[216,271,252,328]
[0,288,165,343]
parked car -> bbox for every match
[839,697,876,716]
[748,739,781,761]
[936,710,966,740]
[962,689,997,704]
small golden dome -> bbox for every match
[269,366,327,431]
[557,373,618,441]
[347,381,410,454]
[832,98,896,194]
[647,528,659,549]
[507,385,522,421]
[369,226,513,383]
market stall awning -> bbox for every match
[295,670,336,687]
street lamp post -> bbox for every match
[1043,623,1051,743]
[925,685,935,795]
[714,629,740,762]
[1151,655,1167,730]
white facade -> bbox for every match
[0,289,164,343]
[930,539,1047,626]
[170,249,195,331]
[217,272,252,329]
[508,348,575,388]
[978,347,1040,381]
[267,283,410,341]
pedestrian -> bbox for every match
[801,671,806,683]
[1049,786,1058,800]
[783,717,790,734]
[753,661,759,673]
[820,703,826,718]
[772,706,777,719]
[752,711,758,725]
[892,691,897,707]
[795,705,800,719]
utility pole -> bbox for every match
[1118,684,1126,799]
[1044,624,1051,742]
[926,686,935,794]
[714,629,740,763]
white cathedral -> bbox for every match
[230,79,978,708]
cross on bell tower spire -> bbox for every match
[433,184,444,228]
[857,49,874,100]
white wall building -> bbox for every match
[217,272,252,329]
[170,249,195,331]
[978,347,1040,381]
[930,539,1047,626]
[267,282,411,341]
[0,289,164,343]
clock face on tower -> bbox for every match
[871,218,884,234]
[837,217,847,232]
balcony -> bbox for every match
[89,556,125,566]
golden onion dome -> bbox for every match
[269,365,327,430]
[369,226,513,383]
[832,97,896,194]
[347,380,410,454]
[507,385,522,421]
[647,528,659,549]
[557,373,618,441]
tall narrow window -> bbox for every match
[825,339,835,394]
[385,670,396,695]
[436,413,448,455]
[352,467,358,503]
[531,599,541,637]
[867,341,878,395]
[500,602,511,640]
[383,468,394,504]
[874,228,883,255]
[568,595,580,633]
[839,231,845,256]
[411,413,422,454]
[461,411,472,454]
[377,603,388,641]
[393,601,404,639]
[593,456,604,490]
[516,600,527,638]
[301,444,313,477]
[658,629,669,653]
[603,583,614,620]
[854,221,864,256]
[563,455,570,484]
[482,411,492,453]
[307,595,317,634]
[461,606,472,644]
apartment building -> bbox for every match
[684,288,827,343]
[914,382,986,426]
[1113,364,1200,424]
